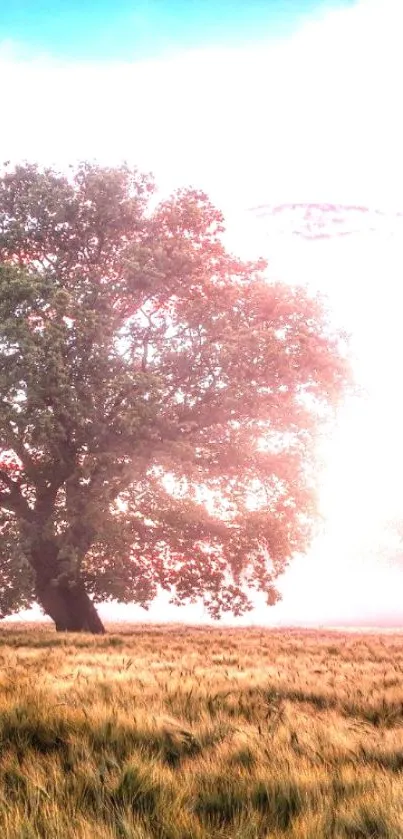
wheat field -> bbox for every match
[0,623,403,838]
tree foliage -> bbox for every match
[0,162,350,628]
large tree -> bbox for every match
[0,162,350,633]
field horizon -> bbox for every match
[3,617,403,632]
[1,622,403,837]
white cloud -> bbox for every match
[1,0,402,214]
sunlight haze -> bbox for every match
[2,0,403,625]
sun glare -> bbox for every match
[2,0,403,624]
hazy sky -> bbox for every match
[1,0,402,213]
[1,1,350,60]
[2,0,403,625]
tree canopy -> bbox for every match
[0,162,351,631]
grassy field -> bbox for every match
[1,623,403,838]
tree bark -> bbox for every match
[29,534,106,634]
[31,543,104,633]
[36,578,106,633]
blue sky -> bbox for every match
[2,0,353,60]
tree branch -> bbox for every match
[0,484,34,521]
[2,421,37,477]
[0,491,17,513]
[0,469,20,491]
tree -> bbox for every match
[0,162,350,633]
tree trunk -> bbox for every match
[30,535,106,634]
[36,578,105,634]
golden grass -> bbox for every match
[0,622,403,837]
